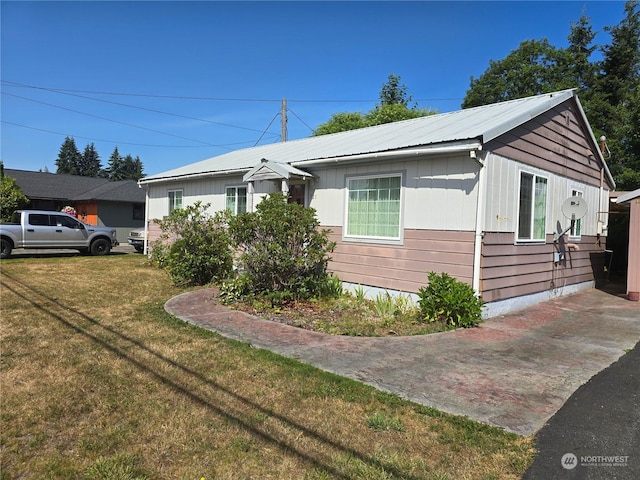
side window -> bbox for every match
[226,186,247,215]
[168,190,183,214]
[132,203,144,220]
[28,214,49,226]
[52,215,81,229]
[517,171,548,242]
[570,190,583,239]
[345,174,402,240]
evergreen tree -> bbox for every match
[77,143,102,177]
[55,137,82,175]
[592,0,640,189]
[106,147,144,181]
[107,147,124,181]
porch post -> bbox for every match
[247,181,254,213]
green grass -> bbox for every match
[0,254,534,479]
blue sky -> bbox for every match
[0,1,626,176]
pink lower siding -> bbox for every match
[480,232,606,303]
[327,228,475,293]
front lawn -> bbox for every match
[0,254,534,479]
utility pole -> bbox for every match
[281,98,287,142]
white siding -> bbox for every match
[483,153,607,238]
[146,175,279,220]
[308,154,480,233]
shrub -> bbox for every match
[151,202,232,287]
[227,192,335,301]
[417,272,483,328]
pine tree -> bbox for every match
[80,143,102,177]
[55,137,82,175]
[107,147,124,181]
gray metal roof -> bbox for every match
[141,89,583,183]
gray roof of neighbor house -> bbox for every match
[140,89,612,186]
[5,169,145,203]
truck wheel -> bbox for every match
[0,239,12,259]
[90,238,111,256]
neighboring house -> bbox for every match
[139,89,616,317]
[6,169,145,242]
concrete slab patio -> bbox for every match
[165,286,640,436]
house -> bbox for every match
[5,169,145,242]
[139,89,615,317]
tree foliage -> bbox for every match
[0,174,30,222]
[226,192,336,303]
[463,0,640,190]
[55,137,82,175]
[106,147,144,181]
[314,74,437,136]
[54,138,144,181]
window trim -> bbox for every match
[344,172,404,244]
[168,189,183,214]
[225,185,248,215]
[516,170,548,243]
[569,189,584,240]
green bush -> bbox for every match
[226,192,336,301]
[417,272,483,328]
[151,202,232,287]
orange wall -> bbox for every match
[75,201,98,226]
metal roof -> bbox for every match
[141,89,587,184]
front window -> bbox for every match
[168,190,183,214]
[226,186,247,215]
[517,172,547,241]
[346,174,402,240]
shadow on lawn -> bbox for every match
[1,271,421,480]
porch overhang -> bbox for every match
[243,158,314,183]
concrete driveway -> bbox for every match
[165,286,640,436]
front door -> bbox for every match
[288,184,305,206]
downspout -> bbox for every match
[142,184,150,255]
[471,149,487,296]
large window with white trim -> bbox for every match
[168,190,183,214]
[226,186,247,215]
[517,172,547,241]
[346,174,402,240]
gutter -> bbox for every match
[291,141,483,167]
[138,168,250,185]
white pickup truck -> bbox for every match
[0,210,119,259]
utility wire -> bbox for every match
[1,80,464,104]
[2,91,222,147]
[1,120,219,148]
[253,113,282,146]
[2,80,280,136]
[286,108,315,134]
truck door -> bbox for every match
[49,214,89,247]
[23,213,56,247]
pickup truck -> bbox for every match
[0,210,119,259]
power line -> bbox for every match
[2,91,222,147]
[1,80,464,104]
[0,120,228,148]
[1,81,281,137]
